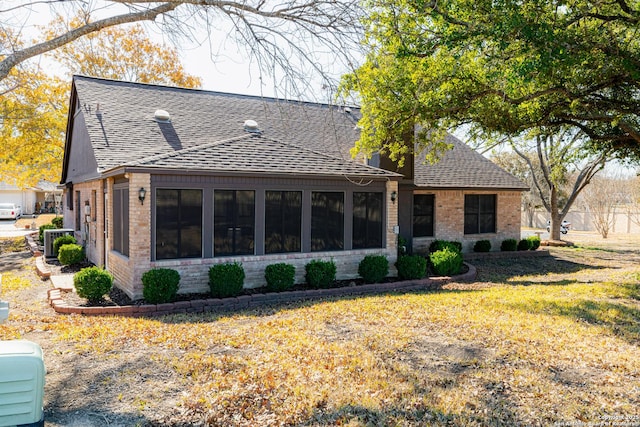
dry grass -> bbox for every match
[1,232,639,426]
[14,214,58,229]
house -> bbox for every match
[0,180,62,216]
[60,76,526,299]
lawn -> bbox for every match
[0,233,639,426]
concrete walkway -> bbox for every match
[50,274,74,292]
[0,220,35,238]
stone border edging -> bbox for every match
[47,263,477,317]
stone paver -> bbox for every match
[50,274,74,292]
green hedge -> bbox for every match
[358,254,389,284]
[429,240,462,253]
[209,262,245,298]
[430,248,463,276]
[38,224,56,244]
[265,263,296,292]
[74,267,113,303]
[51,217,64,228]
[473,240,491,252]
[305,259,337,289]
[527,235,541,250]
[142,268,181,304]
[517,239,532,251]
[500,239,518,252]
[396,255,427,280]
[53,235,76,257]
[58,244,84,266]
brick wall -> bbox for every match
[413,189,522,254]
[62,181,104,266]
[146,248,398,299]
[106,174,152,298]
[109,174,399,300]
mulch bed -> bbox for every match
[49,260,470,308]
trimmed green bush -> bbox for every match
[51,217,64,228]
[501,239,518,252]
[429,240,462,253]
[358,254,389,284]
[517,239,532,251]
[209,262,245,298]
[473,240,492,252]
[53,234,76,256]
[527,235,541,250]
[305,259,337,289]
[396,255,427,280]
[38,224,56,244]
[58,243,84,266]
[74,267,113,303]
[265,263,296,292]
[142,268,181,304]
[430,248,463,276]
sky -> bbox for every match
[5,1,356,102]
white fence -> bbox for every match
[523,210,640,234]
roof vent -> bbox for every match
[154,109,171,123]
[243,119,261,133]
[344,107,352,114]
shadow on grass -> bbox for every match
[472,254,605,284]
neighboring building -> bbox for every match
[0,180,62,216]
[61,76,526,299]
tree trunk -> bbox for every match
[549,185,562,241]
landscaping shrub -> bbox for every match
[209,262,245,298]
[501,238,518,252]
[358,254,389,284]
[396,255,427,280]
[264,263,296,292]
[38,224,56,244]
[517,239,532,251]
[429,239,462,253]
[74,267,113,303]
[142,268,181,304]
[473,240,491,252]
[305,259,337,289]
[53,235,76,256]
[527,235,541,250]
[58,243,84,266]
[51,217,64,228]
[430,248,463,276]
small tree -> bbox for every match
[580,174,629,238]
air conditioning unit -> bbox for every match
[43,229,74,258]
[0,340,45,427]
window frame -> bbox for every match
[112,186,129,256]
[464,194,496,234]
[155,188,203,260]
[214,189,256,257]
[352,191,384,249]
[264,190,302,254]
[412,194,435,237]
[311,191,345,252]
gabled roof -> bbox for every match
[123,134,399,178]
[413,134,528,190]
[63,75,525,190]
[66,75,361,178]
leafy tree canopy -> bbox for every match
[341,0,640,163]
[1,19,201,187]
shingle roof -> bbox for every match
[69,76,525,189]
[413,134,528,190]
[126,134,398,178]
[71,75,361,173]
